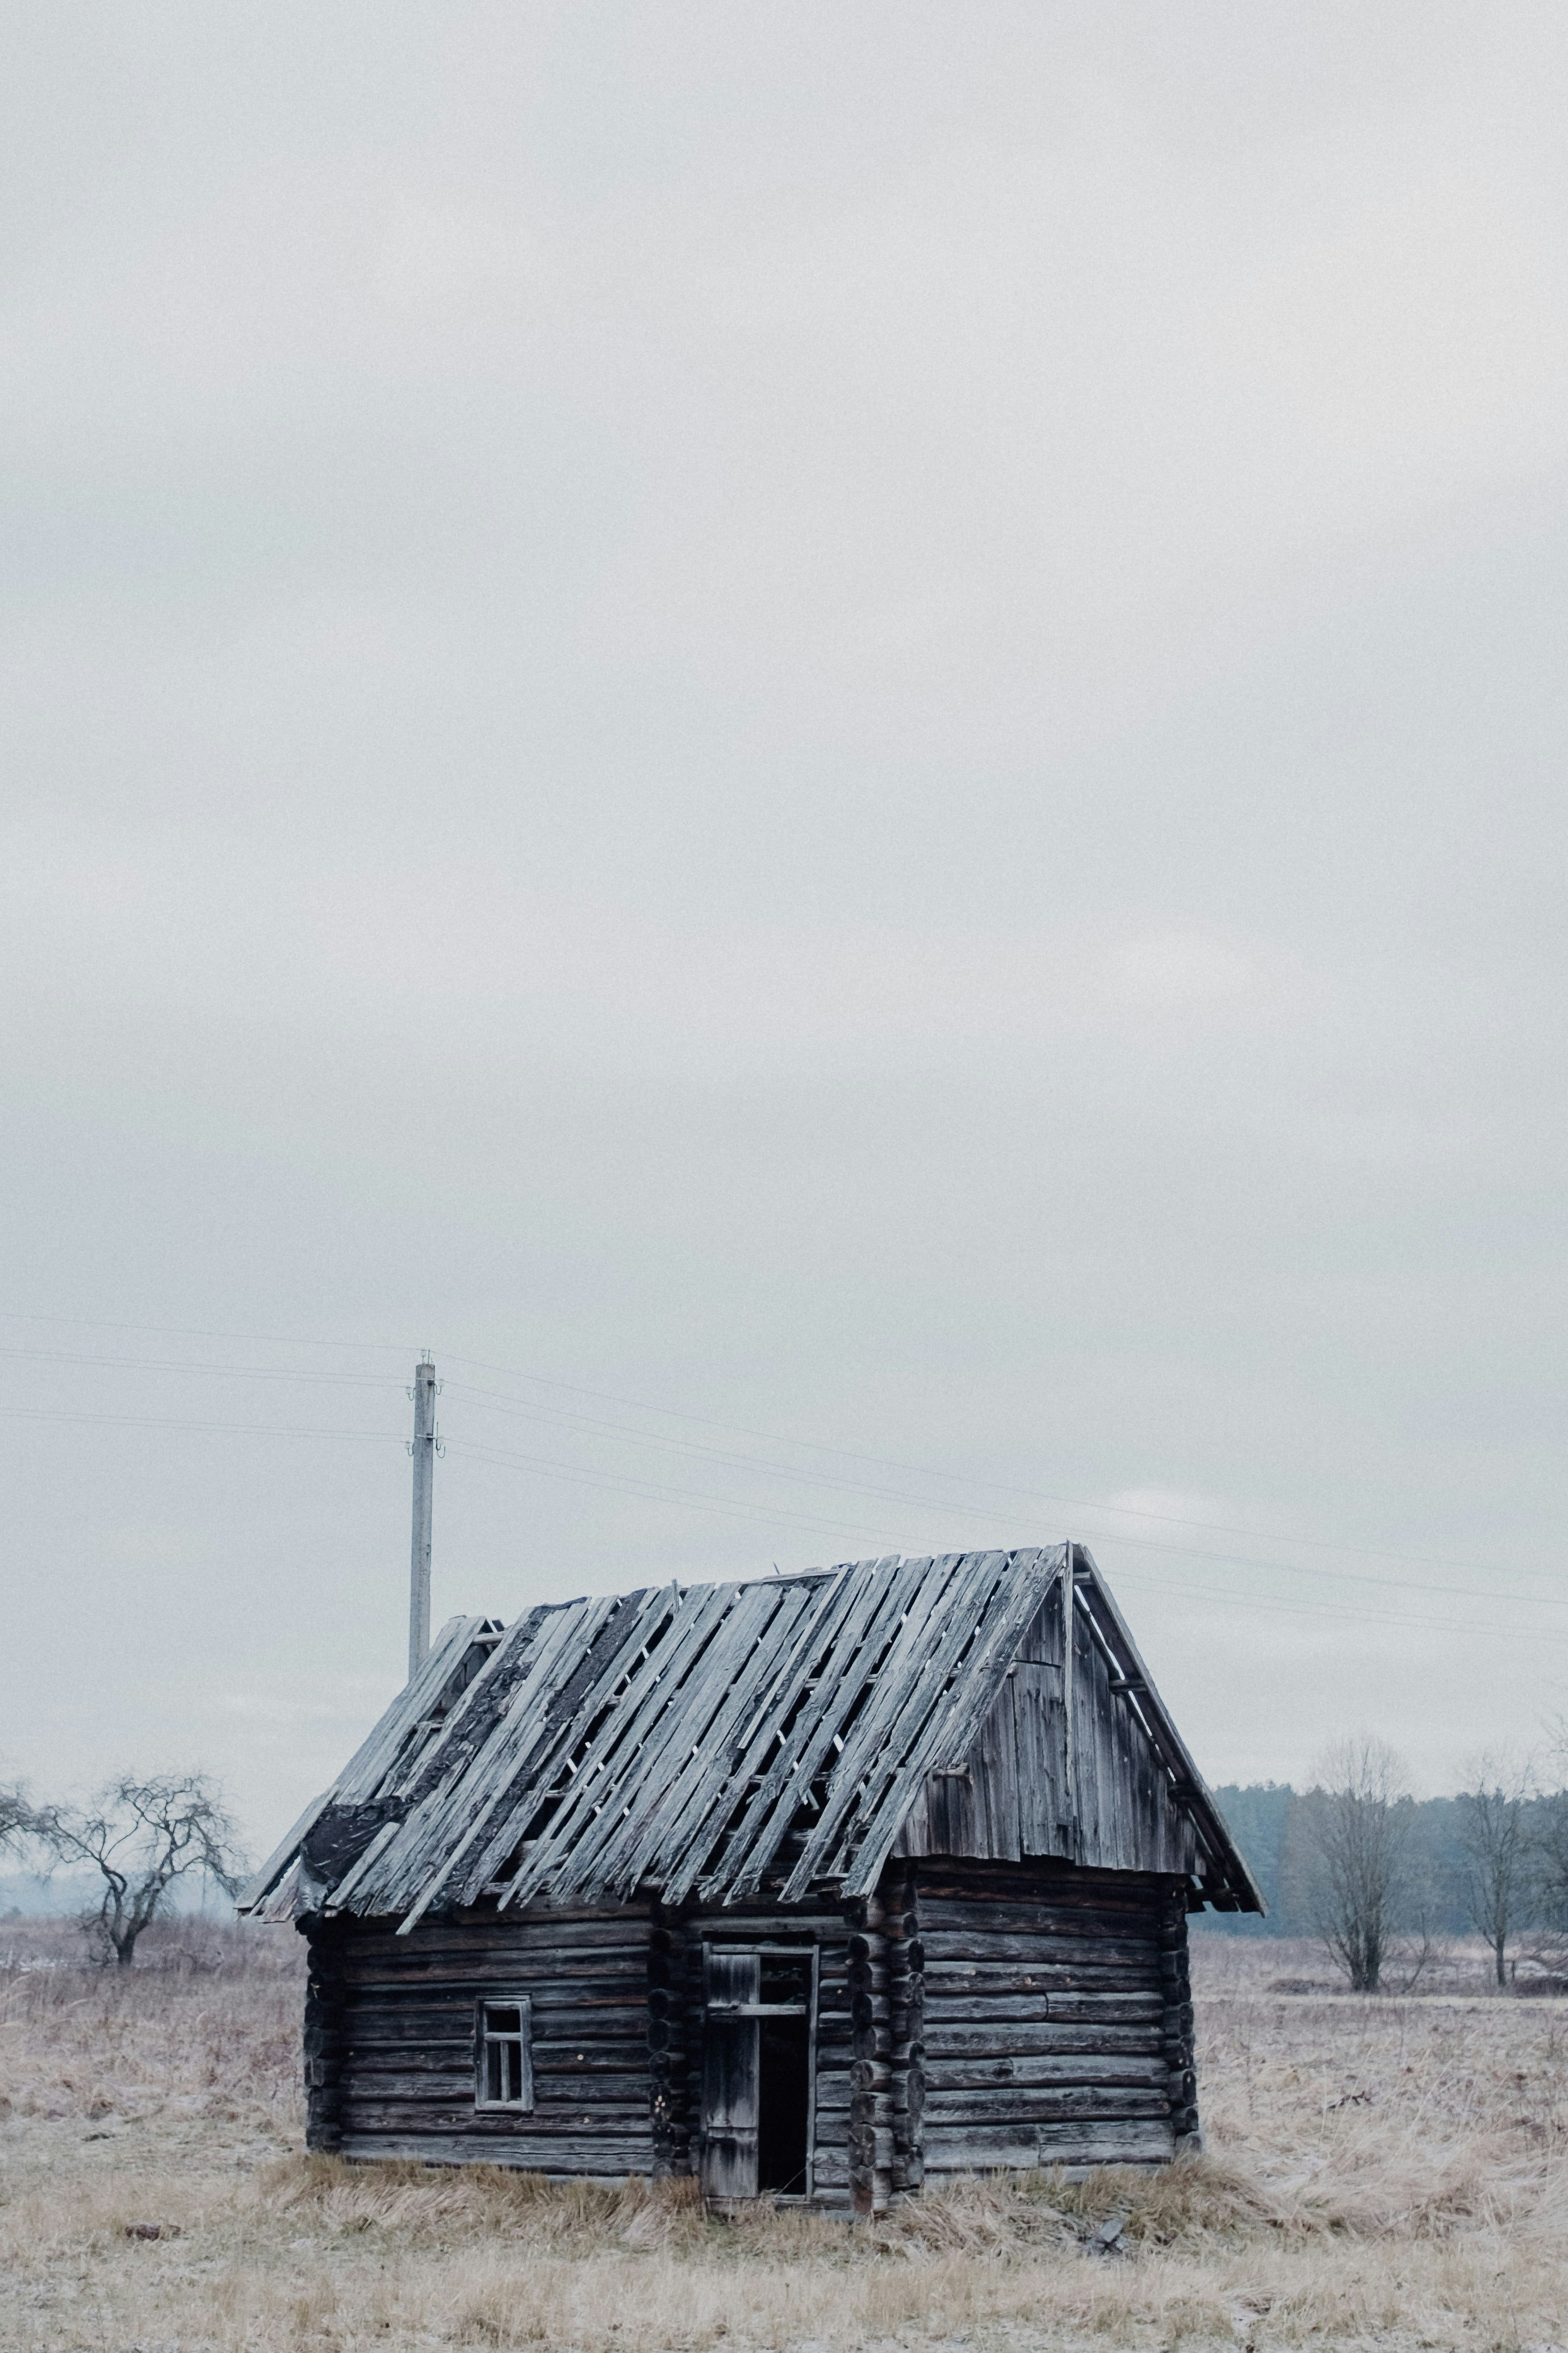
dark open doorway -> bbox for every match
[756,1953,812,2195]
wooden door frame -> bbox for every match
[700,1939,819,2202]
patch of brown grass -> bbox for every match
[3,1922,1568,2351]
[0,1912,304,2135]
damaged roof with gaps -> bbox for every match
[240,1547,1261,1929]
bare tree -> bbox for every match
[1,1782,38,1854]
[1528,1719,1568,1972]
[1529,1800,1568,1973]
[37,1773,243,1967]
[1454,1753,1535,1988]
[1299,1736,1414,1993]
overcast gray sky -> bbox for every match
[4,3,1567,1858]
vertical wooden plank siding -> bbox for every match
[329,1905,657,2175]
[892,1585,1198,1881]
[1011,1665,1064,1853]
[699,1949,762,2200]
[1059,1558,1076,1849]
[913,1859,1182,2176]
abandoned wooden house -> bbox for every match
[241,1545,1261,2210]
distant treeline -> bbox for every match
[1210,1783,1551,1939]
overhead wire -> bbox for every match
[445,1438,1568,1649]
[443,1440,907,1547]
[438,1378,1565,1615]
[4,1308,1564,1641]
[11,1345,1549,1612]
[9,1405,403,1443]
[0,1307,1537,1585]
[437,1348,1530,1582]
[14,1382,1540,1646]
[0,1344,402,1390]
[0,1308,411,1354]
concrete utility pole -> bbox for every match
[408,1356,437,1682]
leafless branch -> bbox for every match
[34,1772,245,1968]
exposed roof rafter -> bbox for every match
[239,1549,1261,1925]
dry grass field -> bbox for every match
[2,1921,1566,2353]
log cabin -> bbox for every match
[240,1545,1262,2210]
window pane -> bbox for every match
[486,2042,504,2101]
[759,1956,810,2005]
[487,2006,521,2035]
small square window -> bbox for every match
[759,1954,812,2008]
[476,1995,533,2111]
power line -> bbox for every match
[12,1342,1551,1615]
[14,1387,1560,1649]
[440,1379,1566,1616]
[0,1308,409,1354]
[14,1381,1559,1635]
[447,1438,1568,1650]
[0,1308,1530,1583]
[444,1440,908,1547]
[436,1350,1556,1588]
[9,1407,402,1443]
[0,1344,399,1389]
[3,1307,1562,1622]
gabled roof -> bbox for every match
[241,1546,1261,1928]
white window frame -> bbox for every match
[474,1992,534,2112]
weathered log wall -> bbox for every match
[911,1859,1187,2178]
[309,1904,656,2176]
[302,1859,1201,2191]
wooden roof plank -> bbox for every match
[503,1579,740,1908]
[236,1788,336,1916]
[659,1576,851,1904]
[386,1603,557,1802]
[448,1583,688,1907]
[519,1580,742,1903]
[406,1588,656,1908]
[714,1554,942,1901]
[777,1550,1011,1899]
[696,1559,892,1893]
[337,1616,494,1799]
[240,1613,496,1914]
[558,1578,793,1899]
[838,1549,1063,1896]
[380,1597,616,1927]
[247,1550,1264,1921]
[348,1604,594,1923]
[322,1814,404,1912]
[332,1615,489,1805]
[609,1579,820,1897]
